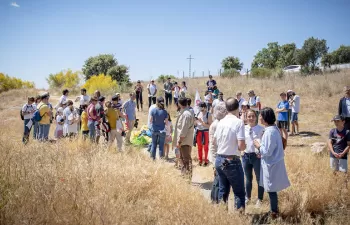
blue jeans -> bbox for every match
[88,120,96,141]
[242,153,264,200]
[33,121,39,139]
[215,155,245,209]
[151,131,166,160]
[38,124,50,141]
[23,119,31,143]
[268,192,278,213]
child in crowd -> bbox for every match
[81,104,89,140]
[205,90,213,112]
[328,115,350,173]
[164,113,173,160]
[105,101,123,151]
[55,107,64,139]
[212,86,220,99]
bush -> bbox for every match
[157,74,176,83]
[250,68,273,78]
[221,69,240,78]
[46,69,81,93]
[0,73,35,93]
[82,74,118,95]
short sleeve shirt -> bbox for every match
[329,128,350,159]
[150,108,168,132]
[277,101,289,121]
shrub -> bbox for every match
[0,73,35,93]
[221,69,240,78]
[82,74,118,95]
[157,74,176,83]
[46,69,81,92]
[250,68,273,78]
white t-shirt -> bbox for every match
[22,104,35,120]
[181,86,187,93]
[79,95,90,106]
[55,95,67,109]
[244,124,264,153]
[174,86,180,98]
[63,107,72,125]
[237,97,245,111]
[148,104,157,128]
[147,84,157,97]
[248,96,260,111]
[56,115,64,130]
[291,95,300,113]
[205,94,213,104]
[214,115,245,156]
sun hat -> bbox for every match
[242,101,248,106]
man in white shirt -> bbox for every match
[75,88,90,108]
[214,97,246,210]
[22,96,35,144]
[147,80,157,108]
[289,91,300,135]
[55,89,69,110]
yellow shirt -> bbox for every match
[38,102,50,125]
[81,111,89,131]
[106,108,119,130]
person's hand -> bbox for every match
[253,139,261,149]
[332,151,340,158]
[177,141,182,149]
[338,151,346,158]
[256,153,262,158]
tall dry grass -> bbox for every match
[0,71,350,224]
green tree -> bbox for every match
[251,42,280,69]
[157,74,176,83]
[221,56,243,71]
[107,65,130,83]
[277,43,297,68]
[321,53,333,68]
[298,37,328,71]
[82,54,117,80]
[46,69,81,90]
[332,45,350,64]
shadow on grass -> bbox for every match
[298,131,321,137]
[192,181,213,190]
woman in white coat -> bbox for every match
[253,107,290,217]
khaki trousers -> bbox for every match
[109,129,123,151]
[180,145,192,180]
[125,120,135,144]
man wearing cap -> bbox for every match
[147,80,157,108]
[328,115,350,173]
[21,97,35,144]
[206,75,217,92]
[37,93,52,141]
[164,77,174,108]
[276,92,289,140]
[122,92,137,145]
[134,80,144,111]
[338,86,350,131]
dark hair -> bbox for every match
[260,107,276,125]
[199,102,207,108]
[246,109,257,118]
[62,89,69,95]
[99,96,106,102]
[179,97,188,107]
[81,88,86,92]
[82,104,88,110]
[174,82,178,85]
[225,97,239,112]
[67,100,74,106]
[187,98,192,106]
[157,101,165,109]
[28,97,35,101]
[168,113,172,122]
[182,81,186,87]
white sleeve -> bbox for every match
[237,120,245,140]
[256,96,260,103]
[22,104,27,112]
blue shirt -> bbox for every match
[150,107,168,132]
[277,101,289,121]
[123,99,136,121]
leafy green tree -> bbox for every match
[82,54,117,80]
[107,65,130,83]
[332,45,350,64]
[221,56,243,71]
[157,74,176,83]
[298,37,328,71]
[321,53,333,68]
[251,42,280,69]
[277,43,297,68]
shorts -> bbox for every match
[165,135,172,144]
[277,121,288,129]
[174,97,179,105]
[330,157,348,172]
[291,112,298,122]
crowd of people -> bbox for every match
[20,76,350,218]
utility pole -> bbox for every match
[187,54,194,78]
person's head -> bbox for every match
[280,92,287,101]
[111,95,119,104]
[209,75,213,80]
[179,97,188,109]
[343,86,350,97]
[28,97,35,104]
[247,90,255,97]
[129,92,136,101]
[62,89,69,96]
[225,97,239,113]
[81,88,87,95]
[167,77,171,83]
[174,81,178,86]
[156,96,165,109]
[67,100,74,110]
[259,107,276,126]
[35,95,41,103]
[219,92,224,100]
[236,92,242,100]
[247,109,257,127]
[331,115,345,130]
[199,102,207,112]
[167,113,172,122]
[137,80,141,85]
[105,101,112,108]
[99,96,106,106]
[241,101,249,111]
[151,79,155,85]
[82,104,88,112]
[94,90,101,98]
[57,107,64,115]
[115,93,121,101]
[182,81,186,87]
[213,102,227,121]
[213,86,217,90]
[41,93,50,103]
[91,96,98,105]
[187,98,192,106]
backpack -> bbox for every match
[33,104,46,122]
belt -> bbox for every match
[218,154,240,160]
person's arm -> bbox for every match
[154,85,157,95]
[254,131,277,157]
[89,106,96,120]
[340,141,350,157]
[328,139,339,158]
[147,84,151,95]
[237,121,246,151]
[338,98,343,116]
[177,114,191,144]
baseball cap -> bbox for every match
[157,96,164,103]
[331,115,344,122]
[247,90,255,95]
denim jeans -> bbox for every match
[33,121,39,139]
[242,153,264,200]
[23,119,31,143]
[88,120,96,141]
[268,192,278,213]
[165,93,172,107]
[215,155,245,209]
[151,131,166,160]
[38,124,50,141]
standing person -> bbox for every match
[253,107,291,218]
[37,93,52,142]
[64,100,79,138]
[290,91,300,135]
[338,86,350,131]
[21,97,35,144]
[206,75,217,91]
[94,90,101,99]
[212,86,220,99]
[105,101,123,151]
[209,102,228,203]
[212,92,224,114]
[149,97,168,159]
[55,107,64,139]
[173,97,195,180]
[80,104,89,140]
[276,92,289,140]
[204,91,214,112]
[286,90,294,132]
[32,95,41,140]
[63,100,74,137]
[123,92,137,145]
[87,97,98,142]
[243,109,265,207]
[164,77,173,108]
[328,115,350,173]
[134,80,144,111]
[55,89,69,110]
[112,93,124,111]
[180,81,187,97]
[75,88,90,114]
[236,92,246,113]
[173,82,180,108]
[164,113,173,160]
[214,98,246,210]
[147,80,157,108]
[95,96,106,144]
[195,102,212,166]
[187,98,195,115]
[247,90,261,119]
[240,101,250,125]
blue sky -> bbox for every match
[1,0,350,88]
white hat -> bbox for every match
[57,107,64,113]
[287,90,293,93]
[242,101,248,106]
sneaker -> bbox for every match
[198,162,202,166]
[255,199,262,208]
[203,162,208,167]
[245,197,250,205]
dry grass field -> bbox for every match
[0,71,349,224]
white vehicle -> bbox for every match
[283,65,301,73]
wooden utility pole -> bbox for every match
[187,54,194,78]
